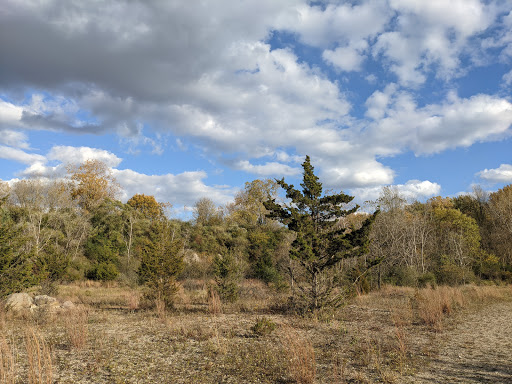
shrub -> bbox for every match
[251,317,276,337]
[417,272,436,288]
[64,307,89,349]
[385,266,418,287]
[138,222,184,309]
[213,252,241,303]
[86,262,119,281]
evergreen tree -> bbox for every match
[0,198,36,297]
[265,156,378,314]
[138,219,184,308]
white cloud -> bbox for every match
[13,144,236,209]
[502,69,512,86]
[0,145,45,165]
[365,84,398,120]
[0,100,23,125]
[113,168,235,208]
[0,130,30,149]
[47,146,123,167]
[351,180,441,203]
[281,1,392,48]
[233,160,300,177]
[364,91,512,156]
[477,164,512,183]
[372,0,498,85]
[323,41,368,72]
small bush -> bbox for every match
[207,287,222,315]
[86,262,119,281]
[386,266,418,287]
[251,317,276,337]
[417,272,436,288]
[213,253,241,303]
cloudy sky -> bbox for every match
[1,0,512,214]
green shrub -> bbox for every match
[385,266,418,287]
[251,317,276,337]
[87,262,119,281]
[417,272,436,288]
[436,263,474,285]
[213,252,241,303]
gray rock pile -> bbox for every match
[5,292,75,313]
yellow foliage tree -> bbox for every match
[127,194,166,221]
[67,159,120,212]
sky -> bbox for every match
[1,0,512,216]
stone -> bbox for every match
[5,293,33,311]
[34,295,58,306]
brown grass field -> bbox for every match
[1,281,511,383]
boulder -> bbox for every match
[34,295,58,306]
[5,293,34,311]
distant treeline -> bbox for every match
[1,159,511,304]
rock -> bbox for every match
[34,295,58,306]
[61,301,76,310]
[5,293,33,311]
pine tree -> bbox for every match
[265,156,378,314]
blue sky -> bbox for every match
[1,0,512,215]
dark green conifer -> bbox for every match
[265,156,378,314]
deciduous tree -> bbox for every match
[67,159,120,212]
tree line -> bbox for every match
[1,158,511,314]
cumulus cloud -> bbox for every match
[477,164,512,183]
[323,41,368,72]
[113,169,235,207]
[351,180,441,204]
[502,69,512,86]
[8,143,236,208]
[1,0,512,200]
[373,0,497,86]
[232,160,300,177]
[0,146,46,165]
[363,90,512,156]
[47,146,122,167]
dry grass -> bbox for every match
[413,284,510,331]
[125,290,140,312]
[207,287,222,315]
[64,307,89,350]
[0,282,509,383]
[0,333,15,384]
[24,328,53,384]
[280,325,316,384]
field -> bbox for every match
[1,281,511,384]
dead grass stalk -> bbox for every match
[0,333,15,384]
[24,328,52,384]
[280,326,316,384]
[208,287,222,315]
[64,307,89,349]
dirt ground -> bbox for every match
[412,301,512,384]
